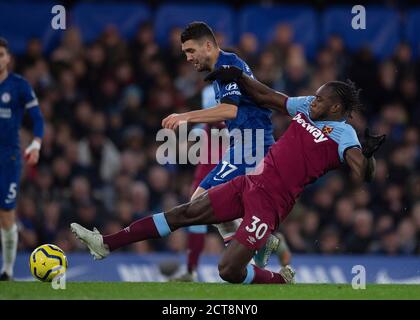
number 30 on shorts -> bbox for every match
[245,216,268,240]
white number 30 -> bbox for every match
[245,216,268,240]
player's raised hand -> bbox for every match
[362,128,386,158]
[162,113,189,130]
[204,65,243,83]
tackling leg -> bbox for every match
[71,191,243,258]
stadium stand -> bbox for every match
[1,2,419,258]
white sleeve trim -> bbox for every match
[25,98,39,109]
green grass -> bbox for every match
[1,282,420,300]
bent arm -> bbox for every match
[185,103,237,123]
[27,106,44,140]
[237,74,288,113]
[345,148,376,185]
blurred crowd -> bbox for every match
[11,20,420,256]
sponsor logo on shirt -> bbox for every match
[322,125,334,135]
[293,113,329,143]
[222,82,241,98]
[222,91,241,98]
[225,82,238,91]
[0,108,12,119]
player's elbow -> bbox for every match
[350,169,364,185]
[355,161,375,183]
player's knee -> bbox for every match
[218,260,242,283]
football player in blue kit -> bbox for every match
[0,38,44,280]
[161,22,291,281]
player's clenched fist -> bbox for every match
[362,128,386,158]
[204,65,243,83]
[162,113,189,130]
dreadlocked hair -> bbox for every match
[327,79,363,118]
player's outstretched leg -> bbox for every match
[70,224,109,260]
[218,239,295,285]
[71,192,238,260]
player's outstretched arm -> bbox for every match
[205,66,288,113]
[237,74,288,113]
[345,148,375,184]
[162,103,237,130]
[345,129,386,184]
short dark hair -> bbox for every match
[326,79,363,115]
[180,21,217,46]
[0,37,9,51]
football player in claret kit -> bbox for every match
[71,55,385,286]
[161,21,289,280]
[174,85,291,281]
[0,38,44,281]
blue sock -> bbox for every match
[187,225,208,234]
[242,264,255,284]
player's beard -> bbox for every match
[197,57,212,72]
[198,64,211,72]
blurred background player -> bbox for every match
[175,84,226,281]
[0,38,44,280]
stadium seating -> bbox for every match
[238,5,318,58]
[0,2,417,60]
[322,6,400,59]
[154,4,235,46]
[1,1,419,262]
[405,7,420,57]
[0,3,58,53]
[72,3,151,43]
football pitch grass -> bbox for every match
[1,282,420,300]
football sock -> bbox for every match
[1,224,18,276]
[186,227,206,273]
[242,264,286,284]
[103,213,171,251]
